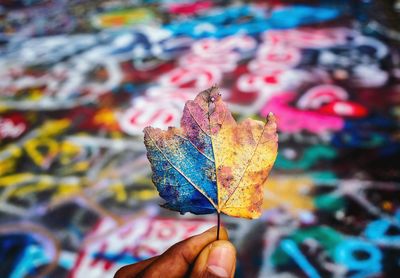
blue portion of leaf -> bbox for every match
[144,127,217,215]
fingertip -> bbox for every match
[203,225,229,240]
[191,240,236,278]
[209,240,236,259]
[207,241,236,278]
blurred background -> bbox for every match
[0,0,400,277]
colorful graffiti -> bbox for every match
[1,1,399,277]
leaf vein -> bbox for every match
[175,134,214,162]
[146,131,218,209]
[220,122,268,208]
[187,105,211,137]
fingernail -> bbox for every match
[206,245,234,277]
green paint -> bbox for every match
[314,194,345,211]
[310,171,337,182]
[276,145,336,170]
[271,226,343,265]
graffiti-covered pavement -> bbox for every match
[0,1,400,277]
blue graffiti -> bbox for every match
[334,239,382,277]
[364,210,400,244]
[280,239,321,278]
[165,5,340,38]
[0,234,49,278]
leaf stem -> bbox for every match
[217,212,221,240]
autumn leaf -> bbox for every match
[143,86,278,219]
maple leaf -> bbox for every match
[143,86,278,219]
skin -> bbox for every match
[114,226,236,278]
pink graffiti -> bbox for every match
[179,52,239,73]
[191,35,256,57]
[119,87,201,135]
[261,92,344,134]
[158,66,222,88]
[0,114,27,139]
[297,84,349,109]
[237,69,291,93]
[262,28,349,48]
[168,1,213,15]
[159,35,256,89]
[119,100,181,135]
[249,44,301,72]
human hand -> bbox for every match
[114,226,236,278]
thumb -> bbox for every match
[191,240,236,278]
